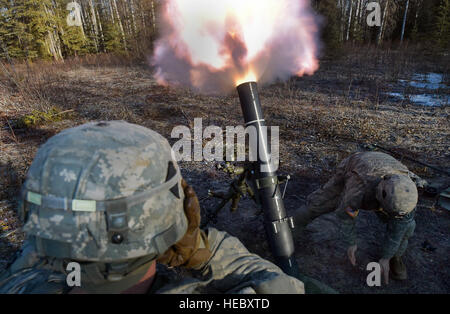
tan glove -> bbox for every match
[157,179,211,269]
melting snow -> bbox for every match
[387,73,449,106]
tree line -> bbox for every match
[314,0,449,49]
[0,0,448,62]
[0,0,158,61]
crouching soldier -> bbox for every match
[294,151,426,284]
[0,121,304,294]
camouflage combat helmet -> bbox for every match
[19,121,188,264]
[376,174,418,216]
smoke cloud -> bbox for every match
[151,0,321,94]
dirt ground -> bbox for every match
[0,47,449,293]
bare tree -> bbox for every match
[346,0,354,41]
[43,2,63,60]
[378,0,390,44]
[95,3,105,51]
[400,0,410,43]
[353,0,366,39]
[150,0,157,34]
[111,0,127,50]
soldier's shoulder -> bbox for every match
[205,227,248,253]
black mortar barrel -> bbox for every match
[236,81,299,278]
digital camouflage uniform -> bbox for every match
[296,152,424,260]
[0,121,304,294]
[0,228,304,294]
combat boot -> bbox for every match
[390,256,407,281]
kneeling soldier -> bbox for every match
[295,152,425,284]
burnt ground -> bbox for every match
[0,47,449,293]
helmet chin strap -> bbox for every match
[73,257,157,294]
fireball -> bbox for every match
[153,0,320,93]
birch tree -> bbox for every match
[378,0,390,44]
[111,0,127,50]
[346,0,354,41]
[400,0,410,42]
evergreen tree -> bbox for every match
[416,0,440,41]
[103,21,125,53]
[55,0,88,57]
[317,0,342,49]
[0,0,9,59]
[3,0,56,60]
[434,0,450,48]
[61,23,88,56]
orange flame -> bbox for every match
[235,69,257,87]
[153,0,320,93]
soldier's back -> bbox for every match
[346,152,409,179]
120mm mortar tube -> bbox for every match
[236,81,300,279]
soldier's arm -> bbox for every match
[0,239,40,281]
[336,211,357,246]
[335,176,365,247]
[0,239,68,294]
[381,213,416,259]
[197,227,305,294]
[407,171,428,189]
